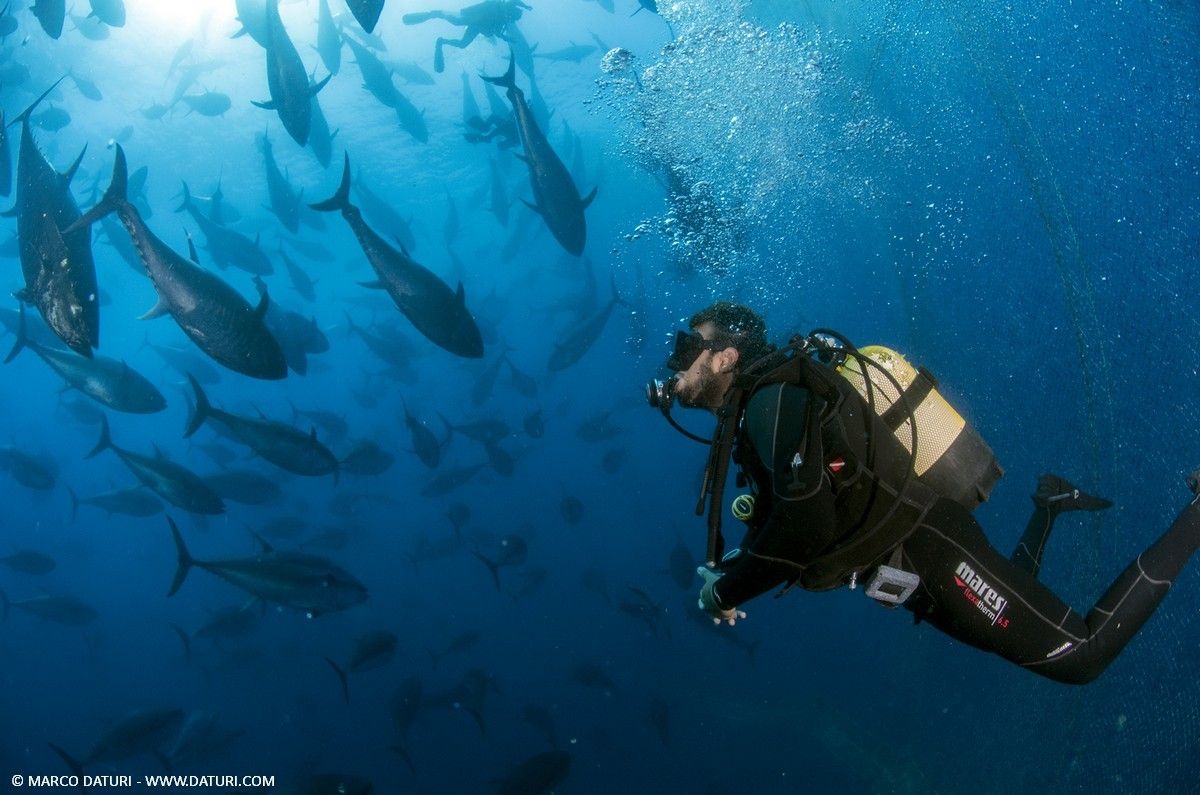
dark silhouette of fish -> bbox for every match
[0,549,57,575]
[483,56,596,255]
[175,183,272,275]
[5,304,166,413]
[167,518,368,616]
[68,70,103,100]
[258,131,302,232]
[185,376,340,481]
[88,0,125,27]
[232,0,268,46]
[495,750,570,795]
[281,247,316,301]
[402,398,442,468]
[8,81,100,356]
[202,469,281,505]
[308,92,336,168]
[177,91,232,117]
[340,439,395,475]
[311,155,483,358]
[68,485,163,519]
[315,0,342,75]
[0,446,56,490]
[86,416,225,515]
[325,629,398,702]
[68,146,286,380]
[346,0,385,33]
[2,590,97,625]
[547,274,628,370]
[49,709,183,781]
[253,0,331,146]
[533,42,597,63]
[30,0,65,38]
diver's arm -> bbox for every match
[708,383,840,609]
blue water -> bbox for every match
[1,0,1198,792]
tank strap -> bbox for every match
[878,367,937,431]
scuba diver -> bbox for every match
[649,302,1200,684]
[402,1,530,73]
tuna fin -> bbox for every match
[185,231,199,263]
[480,54,517,91]
[3,302,28,364]
[138,296,171,321]
[61,144,88,184]
[167,517,195,596]
[456,281,466,305]
[472,551,502,591]
[230,25,248,39]
[173,181,193,214]
[512,153,530,164]
[310,153,352,212]
[183,374,210,438]
[519,198,542,216]
[62,144,128,236]
[309,72,333,97]
[581,186,598,209]
[67,486,79,522]
[0,206,15,218]
[325,657,350,703]
[48,743,85,779]
[251,533,274,555]
[11,77,67,128]
[169,623,191,663]
[253,283,270,320]
[358,280,386,290]
[251,98,278,110]
[85,415,112,459]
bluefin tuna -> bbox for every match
[252,0,331,146]
[86,416,225,515]
[69,146,287,380]
[184,376,340,481]
[311,155,483,358]
[9,81,100,355]
[483,56,596,255]
[167,518,368,616]
[5,304,166,413]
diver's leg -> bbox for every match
[1010,474,1112,578]
[905,479,1200,685]
[402,10,459,25]
[433,28,481,73]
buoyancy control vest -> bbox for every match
[703,331,1003,592]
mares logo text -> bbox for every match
[954,561,1010,628]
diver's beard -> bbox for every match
[677,369,723,408]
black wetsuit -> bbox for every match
[711,381,1200,684]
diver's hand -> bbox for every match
[697,566,746,626]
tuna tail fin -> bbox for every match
[325,657,350,703]
[3,302,28,364]
[62,144,129,236]
[173,181,194,214]
[48,742,85,779]
[309,72,333,97]
[309,153,351,212]
[183,374,210,438]
[85,415,113,459]
[480,53,517,91]
[167,517,195,597]
[169,622,192,663]
[10,76,67,128]
[67,486,79,522]
[471,551,502,591]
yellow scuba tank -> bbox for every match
[837,346,1003,509]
